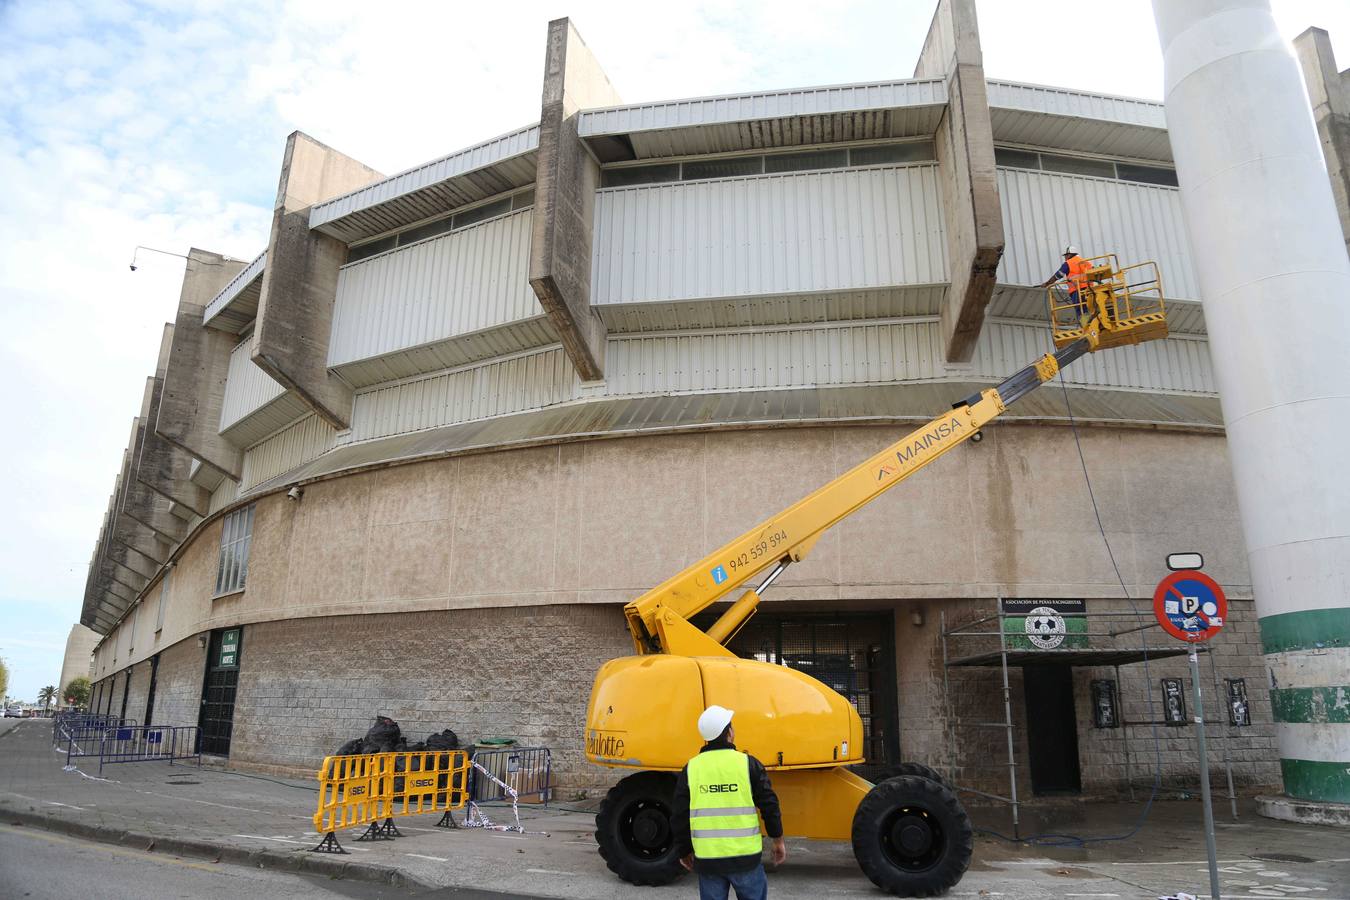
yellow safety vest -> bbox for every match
[687,749,763,859]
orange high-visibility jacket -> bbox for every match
[1065,255,1092,294]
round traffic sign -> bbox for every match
[1153,570,1227,642]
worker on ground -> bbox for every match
[673,705,786,900]
[1040,244,1093,320]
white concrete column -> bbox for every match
[1153,0,1350,803]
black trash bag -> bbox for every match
[335,738,363,756]
[362,715,401,753]
[425,729,459,750]
[405,741,427,752]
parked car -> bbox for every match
[3,706,23,718]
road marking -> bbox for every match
[140,790,266,813]
[0,824,220,873]
[526,868,578,876]
[406,853,449,862]
[1109,859,1249,866]
[46,801,87,811]
[1064,895,1121,898]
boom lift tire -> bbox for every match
[595,770,683,886]
[851,775,973,897]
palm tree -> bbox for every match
[37,685,57,713]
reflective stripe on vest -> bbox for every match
[687,749,762,859]
[1065,255,1092,294]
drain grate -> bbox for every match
[163,780,202,786]
[1251,853,1315,864]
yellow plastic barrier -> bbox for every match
[310,750,471,853]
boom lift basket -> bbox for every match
[1047,254,1169,350]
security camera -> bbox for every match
[129,264,137,272]
[970,430,984,443]
[286,486,303,501]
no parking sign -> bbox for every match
[1153,570,1227,642]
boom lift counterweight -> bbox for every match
[587,259,1169,895]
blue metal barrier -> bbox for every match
[56,716,138,764]
[98,726,201,774]
[52,713,132,748]
[469,746,552,804]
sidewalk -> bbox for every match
[3,719,1347,899]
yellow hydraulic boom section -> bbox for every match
[621,256,1168,658]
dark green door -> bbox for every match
[198,628,242,756]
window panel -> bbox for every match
[451,197,512,230]
[1039,153,1116,178]
[849,141,936,166]
[994,147,1041,170]
[764,149,848,173]
[682,156,764,180]
[1116,163,1179,186]
[600,164,681,188]
[346,235,396,263]
[396,215,456,247]
[214,504,255,596]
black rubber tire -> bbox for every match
[851,775,973,897]
[879,762,948,787]
[594,771,683,886]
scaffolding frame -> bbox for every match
[939,601,1239,838]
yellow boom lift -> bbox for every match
[586,257,1168,895]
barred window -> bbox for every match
[156,570,170,631]
[215,504,255,596]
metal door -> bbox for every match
[713,611,899,769]
[198,628,242,756]
[119,667,131,720]
[144,654,160,728]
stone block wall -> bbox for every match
[900,597,1281,802]
[150,637,209,731]
[228,605,631,787]
[123,661,153,726]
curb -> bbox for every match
[0,802,435,890]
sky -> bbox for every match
[0,0,1347,702]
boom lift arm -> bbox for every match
[624,337,1092,658]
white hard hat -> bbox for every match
[1063,244,1079,255]
[697,705,735,741]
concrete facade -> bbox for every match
[76,12,1350,803]
[157,249,249,479]
[252,132,383,429]
[1294,27,1350,256]
[529,18,620,381]
[915,0,1003,362]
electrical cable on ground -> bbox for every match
[973,316,1168,849]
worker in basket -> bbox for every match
[1040,244,1095,324]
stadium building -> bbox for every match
[78,1,1350,805]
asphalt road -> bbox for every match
[0,824,547,900]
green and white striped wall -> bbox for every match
[1262,608,1350,803]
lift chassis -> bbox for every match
[585,260,1168,895]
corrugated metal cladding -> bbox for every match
[598,285,947,334]
[592,166,947,306]
[245,383,1223,498]
[240,414,337,490]
[207,477,239,514]
[308,124,539,243]
[345,349,578,443]
[987,287,1208,336]
[219,338,286,431]
[607,322,1214,398]
[974,322,1215,395]
[331,318,558,390]
[987,81,1166,129]
[578,79,946,136]
[304,320,1216,453]
[329,210,539,372]
[624,109,946,159]
[995,168,1199,300]
[203,251,266,332]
